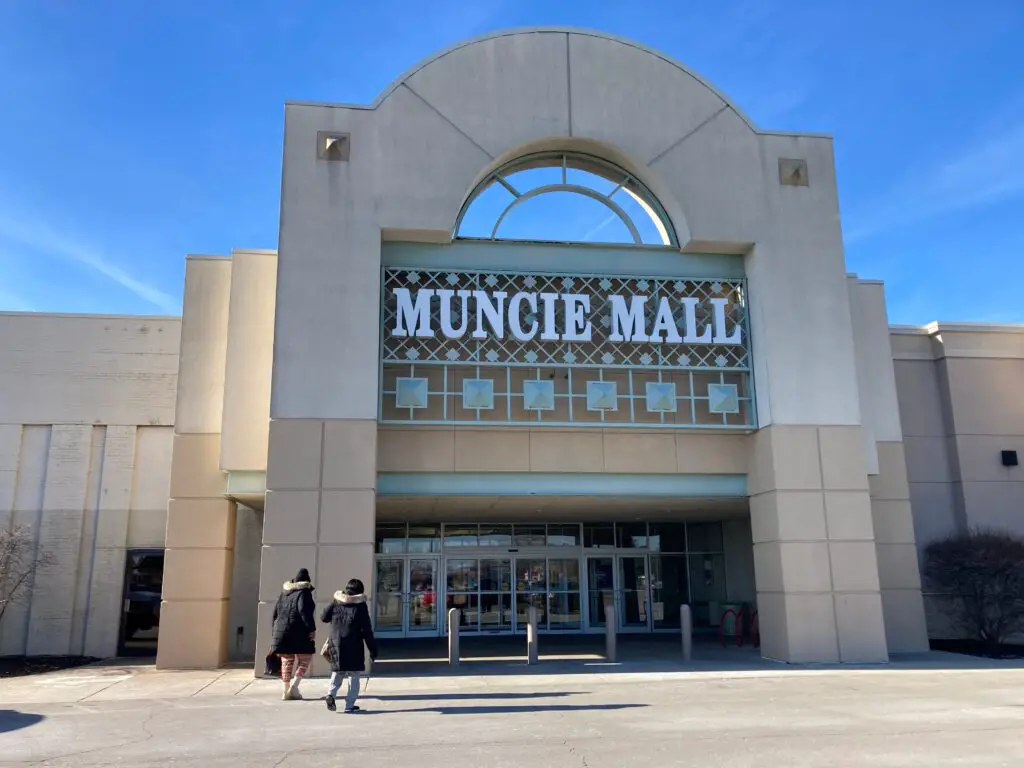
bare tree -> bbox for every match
[923,529,1024,655]
[0,525,53,629]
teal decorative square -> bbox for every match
[523,380,555,411]
[645,382,677,413]
[587,381,618,411]
[708,383,740,414]
[395,378,428,409]
[463,379,494,410]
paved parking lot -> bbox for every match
[2,658,1023,767]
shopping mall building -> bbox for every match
[1,29,1021,670]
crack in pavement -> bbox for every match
[565,739,590,768]
[25,707,159,767]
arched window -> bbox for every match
[455,152,677,247]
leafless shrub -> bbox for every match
[923,529,1024,655]
[0,525,53,628]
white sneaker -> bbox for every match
[289,680,303,700]
[282,682,292,701]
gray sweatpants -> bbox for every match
[327,672,361,710]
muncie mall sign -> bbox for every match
[390,287,743,346]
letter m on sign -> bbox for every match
[393,288,434,338]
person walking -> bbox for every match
[321,578,378,713]
[271,568,316,701]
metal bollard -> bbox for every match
[604,594,617,662]
[680,604,693,661]
[448,608,461,666]
[527,605,539,664]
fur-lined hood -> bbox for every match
[333,591,366,604]
[282,580,313,591]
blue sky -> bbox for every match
[0,1,1021,324]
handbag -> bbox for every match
[320,639,331,660]
[264,652,281,677]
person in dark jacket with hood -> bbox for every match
[321,578,378,712]
[271,568,316,701]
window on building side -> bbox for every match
[455,152,676,247]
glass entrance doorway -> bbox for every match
[374,556,440,637]
[443,555,582,634]
[618,555,650,631]
[373,521,735,636]
[119,549,163,656]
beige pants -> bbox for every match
[278,653,312,684]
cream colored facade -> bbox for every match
[1,30,1021,667]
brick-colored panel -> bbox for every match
[750,490,827,544]
[834,592,888,661]
[823,491,875,541]
[156,599,230,669]
[603,432,676,474]
[262,490,319,545]
[266,420,322,491]
[378,428,455,472]
[170,433,226,498]
[454,429,529,472]
[322,420,376,490]
[162,547,234,602]
[529,431,603,473]
[818,426,869,491]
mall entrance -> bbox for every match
[373,521,745,639]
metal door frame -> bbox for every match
[374,555,442,638]
[616,553,653,633]
[582,554,615,634]
[405,556,441,637]
[118,548,164,656]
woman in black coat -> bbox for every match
[271,568,316,700]
[321,578,378,713]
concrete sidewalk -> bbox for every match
[2,647,1023,706]
[2,655,1024,767]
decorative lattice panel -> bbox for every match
[379,267,755,429]
[381,269,749,370]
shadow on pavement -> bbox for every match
[0,710,44,734]
[359,703,647,716]
[369,634,1024,678]
[366,691,582,701]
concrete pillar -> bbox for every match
[604,594,617,662]
[750,425,889,663]
[526,605,539,664]
[448,608,460,666]
[256,418,377,677]
[680,604,692,661]
[158,257,235,669]
[220,249,277,474]
[870,442,929,652]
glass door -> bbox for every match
[445,557,513,634]
[479,558,512,633]
[374,558,405,635]
[514,557,547,633]
[407,557,439,635]
[585,556,615,631]
[618,555,651,632]
[119,549,164,656]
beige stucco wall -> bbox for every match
[377,427,747,475]
[220,249,277,472]
[0,313,179,657]
[254,27,891,665]
[892,324,1024,638]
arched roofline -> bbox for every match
[288,26,759,133]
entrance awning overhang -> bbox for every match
[377,472,745,497]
